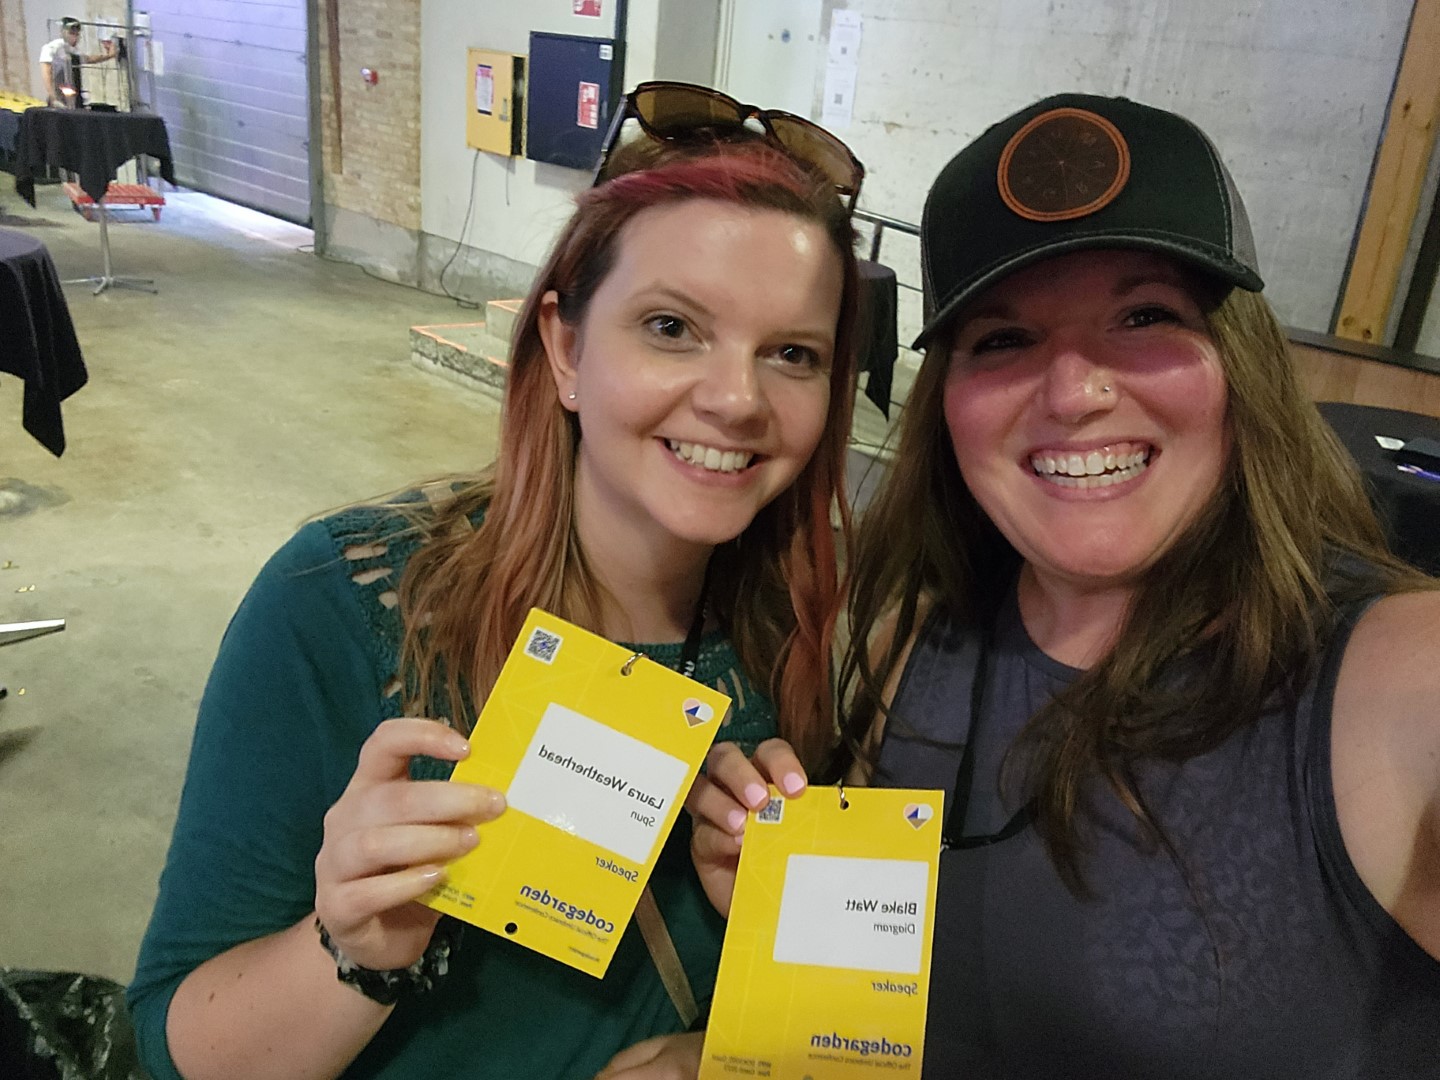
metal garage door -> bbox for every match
[146,0,310,223]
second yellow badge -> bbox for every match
[701,785,943,1078]
[423,608,730,977]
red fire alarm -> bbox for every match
[360,67,379,85]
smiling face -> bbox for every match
[942,249,1230,596]
[540,197,841,562]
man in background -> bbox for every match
[39,17,116,107]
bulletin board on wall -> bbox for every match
[524,31,622,171]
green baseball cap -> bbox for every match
[915,93,1264,350]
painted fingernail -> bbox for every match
[743,783,767,807]
[726,809,747,832]
[780,772,805,796]
[488,790,507,813]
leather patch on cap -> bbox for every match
[997,108,1130,222]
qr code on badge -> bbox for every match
[524,627,562,664]
[756,797,784,824]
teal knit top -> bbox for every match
[128,502,778,1080]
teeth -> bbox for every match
[1029,443,1152,486]
[667,439,755,474]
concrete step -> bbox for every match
[409,321,510,401]
[484,298,524,348]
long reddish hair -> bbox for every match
[395,136,859,766]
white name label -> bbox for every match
[506,702,689,865]
[772,854,930,975]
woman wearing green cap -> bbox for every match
[691,94,1440,1077]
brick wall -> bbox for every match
[316,0,421,232]
[0,0,31,92]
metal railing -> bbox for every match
[853,208,920,267]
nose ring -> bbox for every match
[1101,385,1112,394]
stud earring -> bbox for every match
[567,392,577,400]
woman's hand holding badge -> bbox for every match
[313,717,506,970]
[686,738,808,917]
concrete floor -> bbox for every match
[0,186,502,983]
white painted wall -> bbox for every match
[420,0,685,280]
[717,0,824,115]
[784,0,1415,340]
[417,0,1413,338]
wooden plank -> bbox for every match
[1291,342,1440,418]
[326,0,341,165]
[1335,0,1440,344]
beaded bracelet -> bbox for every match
[314,916,458,1005]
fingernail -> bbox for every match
[726,809,747,832]
[455,739,471,757]
[780,772,805,796]
[420,866,444,881]
[460,827,479,848]
[743,783,767,807]
[488,790,507,813]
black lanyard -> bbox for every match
[677,558,712,680]
[941,625,1036,851]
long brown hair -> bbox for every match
[837,280,1435,889]
[395,136,858,766]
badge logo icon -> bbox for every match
[682,698,714,727]
[903,803,935,829]
[997,107,1130,222]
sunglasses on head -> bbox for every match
[593,81,865,211]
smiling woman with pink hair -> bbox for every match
[128,86,862,1080]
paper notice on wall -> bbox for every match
[578,81,600,129]
[821,62,858,130]
[829,10,863,65]
[147,39,164,77]
[475,64,494,115]
[574,0,601,15]
[822,10,861,130]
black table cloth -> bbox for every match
[0,228,87,455]
[12,107,174,207]
[1317,401,1440,575]
[0,110,20,161]
[857,259,899,418]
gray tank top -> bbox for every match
[877,588,1440,1079]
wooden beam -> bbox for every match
[1335,0,1440,344]
[326,0,342,168]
